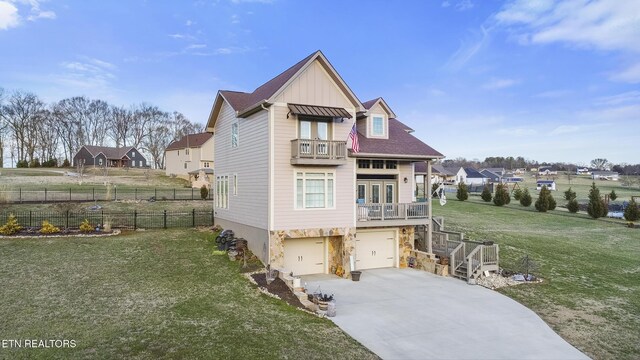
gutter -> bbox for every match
[237,100,271,118]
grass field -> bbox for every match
[433,199,640,360]
[0,229,376,359]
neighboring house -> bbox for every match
[206,50,444,277]
[576,167,591,175]
[165,132,215,186]
[414,163,455,185]
[189,168,214,190]
[464,168,487,186]
[592,171,619,181]
[483,168,506,177]
[538,166,558,176]
[480,169,501,183]
[536,180,556,191]
[514,168,526,175]
[73,145,147,168]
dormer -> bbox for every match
[360,97,396,140]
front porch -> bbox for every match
[356,202,428,227]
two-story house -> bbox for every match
[206,51,443,277]
[165,132,214,186]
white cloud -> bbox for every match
[444,25,491,70]
[609,62,640,84]
[0,1,20,30]
[497,127,537,136]
[549,125,581,136]
[186,43,207,50]
[533,89,572,98]
[456,0,473,11]
[441,1,450,8]
[185,19,193,26]
[27,9,54,21]
[230,14,239,24]
[596,91,640,106]
[56,57,117,89]
[482,78,519,90]
[495,0,640,53]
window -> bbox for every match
[233,174,238,196]
[98,158,103,166]
[185,148,190,155]
[372,116,384,136]
[131,152,135,158]
[386,160,397,169]
[295,172,334,209]
[372,160,384,169]
[216,175,229,209]
[184,163,187,169]
[203,162,210,168]
[178,150,180,155]
[231,123,239,148]
[358,159,370,169]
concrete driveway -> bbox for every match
[303,268,588,360]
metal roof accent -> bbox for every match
[288,103,352,119]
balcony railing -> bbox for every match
[290,139,347,165]
[356,202,429,227]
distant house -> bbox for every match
[538,166,558,176]
[483,168,506,177]
[576,168,591,175]
[536,180,556,191]
[514,168,526,175]
[165,132,214,184]
[464,168,488,186]
[414,163,455,185]
[480,169,502,183]
[592,171,619,181]
[73,145,147,168]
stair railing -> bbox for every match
[449,242,466,275]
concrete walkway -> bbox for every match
[302,268,588,360]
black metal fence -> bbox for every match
[0,210,214,230]
[0,187,213,203]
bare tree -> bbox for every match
[143,115,172,169]
[52,96,89,161]
[108,105,133,147]
[129,103,164,149]
[85,99,110,146]
[1,91,47,164]
[0,87,6,167]
[590,158,610,171]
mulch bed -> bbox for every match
[0,229,119,238]
[251,273,306,310]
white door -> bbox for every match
[283,238,325,276]
[355,230,395,270]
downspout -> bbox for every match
[426,160,433,255]
[262,102,272,267]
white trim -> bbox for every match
[369,113,386,138]
[293,171,336,210]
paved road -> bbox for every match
[303,268,588,360]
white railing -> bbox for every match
[291,139,347,161]
[357,203,428,222]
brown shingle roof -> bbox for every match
[354,119,443,159]
[220,51,317,112]
[84,145,133,160]
[415,163,453,174]
[362,98,381,110]
[166,132,213,151]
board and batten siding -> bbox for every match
[271,104,356,230]
[398,162,414,204]
[214,102,269,230]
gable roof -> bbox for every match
[480,169,501,180]
[207,50,363,130]
[353,118,443,159]
[414,163,455,175]
[166,132,213,151]
[464,168,487,178]
[361,97,397,119]
[82,145,136,160]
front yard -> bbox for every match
[0,229,376,359]
[434,200,640,360]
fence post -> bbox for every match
[69,188,72,202]
[66,210,69,229]
[155,188,157,199]
[173,189,176,200]
[29,211,32,227]
[44,188,47,202]
[19,188,22,203]
[192,208,195,227]
[93,188,95,201]
[192,188,194,200]
[135,188,137,201]
[163,210,167,229]
[134,210,137,230]
[114,187,117,201]
[101,210,104,227]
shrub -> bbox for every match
[535,185,555,212]
[200,185,209,200]
[42,158,58,167]
[493,183,510,206]
[16,160,28,168]
[609,190,617,202]
[62,158,71,167]
[513,188,523,201]
[0,214,22,235]
[564,187,576,201]
[587,182,608,219]
[456,183,468,201]
[481,185,492,202]
[624,199,639,222]
[520,189,532,207]
[40,220,60,234]
[567,198,579,213]
[79,219,94,233]
[29,158,41,168]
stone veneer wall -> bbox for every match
[269,227,355,277]
[398,225,415,268]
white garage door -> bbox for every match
[283,237,325,276]
[355,230,395,270]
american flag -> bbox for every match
[349,123,360,153]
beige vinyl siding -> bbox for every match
[272,104,356,230]
[398,162,414,203]
[165,137,214,178]
[200,137,214,163]
[367,102,389,140]
[274,61,353,108]
[214,102,269,230]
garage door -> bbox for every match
[355,230,395,270]
[283,237,325,276]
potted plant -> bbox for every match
[317,293,334,311]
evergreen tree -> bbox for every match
[535,185,555,212]
[513,187,523,201]
[520,188,532,207]
[609,190,617,201]
[624,198,639,222]
[493,183,510,206]
[587,182,608,219]
[481,185,492,202]
[456,182,468,201]
[567,199,579,213]
[564,187,576,201]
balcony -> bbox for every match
[290,139,347,166]
[357,202,429,227]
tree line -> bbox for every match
[0,88,203,169]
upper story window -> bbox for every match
[299,119,331,140]
[295,172,334,209]
[185,148,190,155]
[358,159,370,169]
[386,161,397,169]
[231,123,239,148]
[131,152,135,158]
[372,160,384,169]
[372,115,384,136]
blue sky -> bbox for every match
[1,0,638,165]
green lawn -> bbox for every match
[434,199,640,360]
[0,230,376,359]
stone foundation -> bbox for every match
[398,225,415,268]
[411,250,448,277]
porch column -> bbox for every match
[426,160,433,254]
